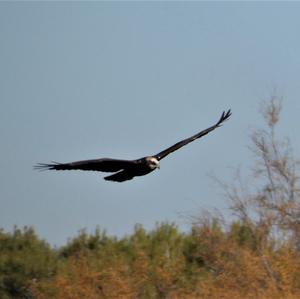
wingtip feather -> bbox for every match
[217,109,231,126]
[33,162,62,171]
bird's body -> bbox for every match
[35,110,231,182]
[103,157,160,182]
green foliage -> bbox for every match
[229,221,258,250]
[0,226,57,299]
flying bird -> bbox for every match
[35,110,231,182]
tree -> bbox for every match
[199,96,300,298]
[0,226,57,299]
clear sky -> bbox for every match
[1,2,300,246]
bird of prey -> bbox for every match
[35,110,231,182]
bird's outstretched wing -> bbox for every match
[34,158,137,173]
[154,109,231,161]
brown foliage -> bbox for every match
[31,253,133,299]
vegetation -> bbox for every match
[2,97,300,298]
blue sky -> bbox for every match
[1,2,300,246]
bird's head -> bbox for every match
[147,157,160,170]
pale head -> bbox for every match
[146,157,160,170]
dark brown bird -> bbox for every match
[34,110,231,182]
